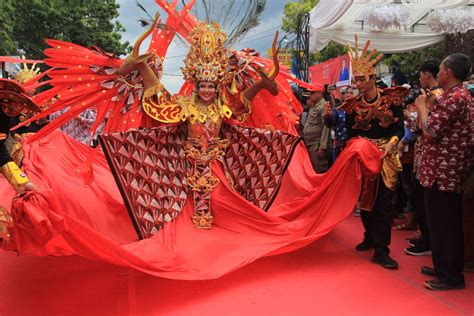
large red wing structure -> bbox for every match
[99,124,189,239]
[221,124,301,211]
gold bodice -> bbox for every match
[141,84,234,125]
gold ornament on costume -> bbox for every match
[141,86,234,124]
[358,137,402,211]
[192,212,214,229]
[13,58,41,84]
[341,87,407,131]
[0,161,30,191]
[0,206,13,246]
[347,34,383,80]
[10,133,36,166]
[428,88,443,98]
[179,95,232,123]
[181,22,231,85]
[184,137,229,229]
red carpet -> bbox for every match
[0,216,472,315]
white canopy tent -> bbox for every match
[309,0,472,53]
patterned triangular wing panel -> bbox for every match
[99,124,189,239]
[221,124,301,211]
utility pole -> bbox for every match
[295,13,310,82]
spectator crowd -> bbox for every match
[297,52,473,291]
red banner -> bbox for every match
[309,54,351,88]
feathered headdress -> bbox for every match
[181,22,231,85]
[347,34,383,80]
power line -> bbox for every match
[164,54,187,59]
[286,34,297,42]
[238,24,282,41]
[237,33,277,46]
[159,25,284,59]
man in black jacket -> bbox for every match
[340,36,406,269]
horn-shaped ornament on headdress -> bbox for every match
[347,34,383,81]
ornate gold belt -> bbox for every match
[358,137,402,211]
[10,133,36,166]
[184,137,229,229]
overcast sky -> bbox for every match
[116,0,290,92]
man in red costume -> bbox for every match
[340,36,406,269]
[0,78,39,244]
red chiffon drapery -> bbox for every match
[1,130,382,280]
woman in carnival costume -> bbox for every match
[1,8,383,279]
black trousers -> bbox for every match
[424,183,464,283]
[413,178,430,248]
[399,164,414,212]
[361,180,393,257]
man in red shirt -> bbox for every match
[415,53,473,291]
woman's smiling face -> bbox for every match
[197,81,217,105]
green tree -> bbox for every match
[444,30,473,65]
[282,0,319,34]
[0,0,16,55]
[383,41,445,84]
[312,41,348,64]
[1,0,130,59]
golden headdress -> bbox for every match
[347,34,383,80]
[13,59,41,84]
[181,22,230,85]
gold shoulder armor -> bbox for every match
[142,84,184,123]
[382,86,409,106]
[338,96,361,114]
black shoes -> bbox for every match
[408,238,423,247]
[355,240,397,269]
[421,267,465,290]
[371,255,399,269]
[355,239,373,251]
[421,265,437,277]
[424,278,465,291]
[405,245,432,256]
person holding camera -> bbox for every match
[403,59,442,256]
[415,53,473,291]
